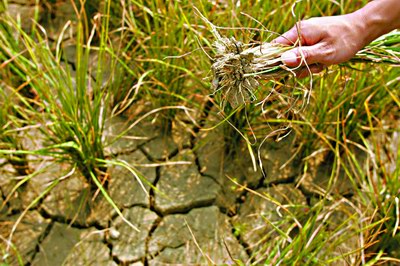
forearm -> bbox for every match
[352,0,400,46]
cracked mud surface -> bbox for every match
[4,104,397,265]
[0,114,314,265]
[3,98,392,265]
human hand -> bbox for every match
[273,14,367,73]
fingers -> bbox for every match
[280,50,301,67]
[272,26,299,45]
[280,43,333,67]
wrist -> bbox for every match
[350,9,384,47]
[351,0,400,46]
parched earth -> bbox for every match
[0,110,315,265]
[4,108,393,265]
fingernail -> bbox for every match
[281,51,299,66]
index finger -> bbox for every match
[271,26,299,45]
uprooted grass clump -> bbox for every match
[211,37,292,109]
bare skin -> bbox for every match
[273,0,400,74]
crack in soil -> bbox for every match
[1,97,306,264]
[38,208,106,230]
[0,188,8,213]
[138,142,191,163]
[1,192,46,218]
[148,153,220,217]
[228,174,303,264]
[191,150,222,186]
[216,204,237,218]
[192,99,214,136]
[138,146,156,163]
[106,136,157,160]
[235,173,298,215]
[266,175,296,187]
[164,144,192,161]
[122,202,149,210]
[148,166,163,217]
[103,215,121,265]
[105,239,125,266]
[233,173,266,217]
[26,221,54,266]
[146,142,221,217]
[189,99,221,184]
[104,205,161,265]
[143,216,163,266]
[1,170,50,217]
[145,243,186,265]
[136,99,221,219]
[229,219,255,264]
[144,204,240,264]
[155,197,217,217]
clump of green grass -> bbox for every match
[0,0,147,252]
[0,0,113,189]
[120,1,209,132]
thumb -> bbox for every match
[280,43,330,67]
